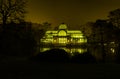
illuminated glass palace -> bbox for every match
[40,23,87,53]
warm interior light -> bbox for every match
[58,30,67,36]
[40,24,87,54]
[111,48,115,53]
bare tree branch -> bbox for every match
[0,0,27,26]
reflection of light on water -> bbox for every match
[40,48,50,52]
[77,48,87,54]
[40,47,87,55]
[65,48,87,54]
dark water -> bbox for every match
[0,63,120,79]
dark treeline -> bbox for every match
[1,0,120,63]
[0,22,36,57]
[31,48,96,64]
[81,9,120,63]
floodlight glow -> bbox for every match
[40,23,87,45]
[58,30,67,36]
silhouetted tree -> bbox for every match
[0,22,36,57]
[31,49,70,62]
[71,52,96,63]
[42,22,51,30]
[80,22,94,38]
[108,8,120,28]
[54,26,59,30]
[91,20,107,62]
[89,20,111,62]
[107,9,120,63]
[0,0,27,29]
[88,19,120,63]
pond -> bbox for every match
[40,47,87,55]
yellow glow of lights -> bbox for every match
[59,38,67,43]
[111,48,115,53]
[58,30,67,36]
[59,24,67,29]
[41,23,87,45]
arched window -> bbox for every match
[58,30,66,36]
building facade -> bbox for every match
[40,23,87,53]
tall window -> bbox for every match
[59,38,67,44]
[58,30,67,43]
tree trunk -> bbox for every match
[2,16,7,30]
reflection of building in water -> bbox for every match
[40,47,87,55]
[40,23,87,54]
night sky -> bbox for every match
[26,0,120,28]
